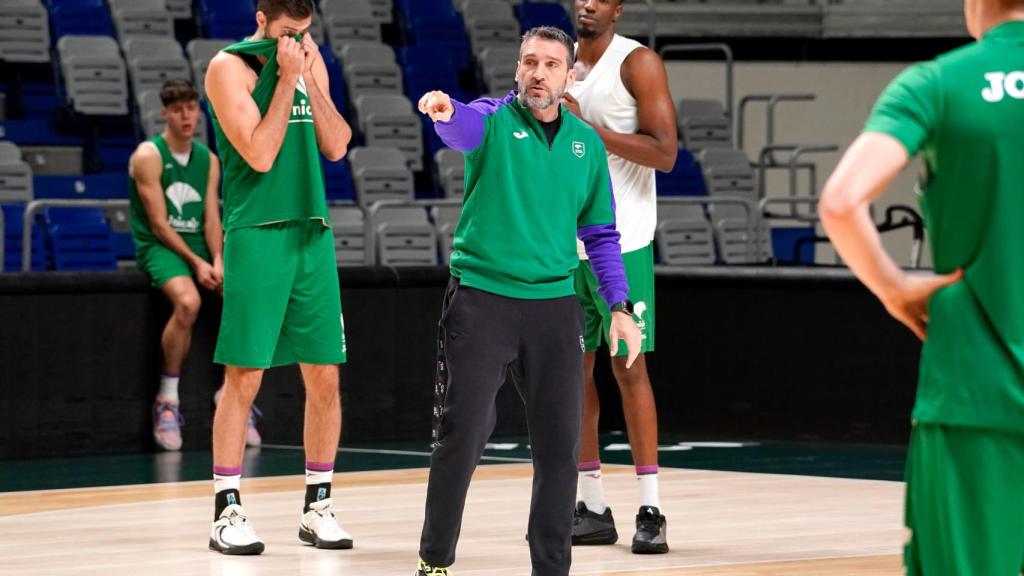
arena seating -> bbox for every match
[0,0,937,270]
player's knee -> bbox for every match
[611,363,647,389]
[174,291,201,323]
[306,378,340,404]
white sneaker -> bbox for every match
[299,498,353,549]
[209,504,265,555]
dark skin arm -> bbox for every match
[563,47,678,172]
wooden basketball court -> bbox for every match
[0,464,904,575]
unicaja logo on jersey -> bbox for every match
[291,76,313,120]
[982,71,1024,102]
[166,182,201,232]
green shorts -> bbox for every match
[904,422,1024,576]
[214,219,346,369]
[136,236,210,288]
[574,242,655,356]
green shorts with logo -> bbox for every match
[136,235,211,288]
[904,422,1024,576]
[574,242,654,356]
[214,219,346,369]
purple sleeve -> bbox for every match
[578,189,630,307]
[434,91,517,153]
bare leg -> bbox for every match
[159,277,201,376]
[213,366,263,469]
[610,354,658,467]
[300,363,341,463]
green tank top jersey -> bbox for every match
[208,37,329,231]
[129,133,211,248]
[864,21,1024,433]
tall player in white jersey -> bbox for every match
[561,0,678,555]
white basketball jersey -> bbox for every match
[569,34,657,259]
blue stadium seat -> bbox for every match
[20,83,59,120]
[199,0,256,41]
[656,149,706,196]
[34,173,129,200]
[47,0,115,40]
[0,119,85,147]
[398,0,457,25]
[405,14,470,71]
[96,137,135,174]
[43,206,117,271]
[322,157,354,201]
[320,45,348,115]
[516,2,574,36]
[2,204,48,271]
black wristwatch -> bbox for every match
[610,300,634,315]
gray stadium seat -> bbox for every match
[348,147,414,207]
[699,148,772,263]
[461,0,520,51]
[20,146,83,176]
[0,0,51,64]
[321,0,393,25]
[343,60,404,101]
[165,0,193,20]
[309,8,327,45]
[654,203,716,266]
[478,45,519,94]
[339,41,395,65]
[327,205,367,266]
[109,0,174,40]
[322,3,382,48]
[678,99,732,152]
[431,205,462,265]
[123,37,192,101]
[186,38,232,98]
[376,206,438,266]
[354,94,423,171]
[434,148,465,198]
[0,141,34,203]
[57,35,130,116]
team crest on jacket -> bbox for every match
[572,141,585,158]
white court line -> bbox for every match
[261,443,534,463]
[569,551,896,574]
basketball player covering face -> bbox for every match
[820,0,1024,572]
[414,26,642,576]
[561,0,678,555]
[203,0,353,555]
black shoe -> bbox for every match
[415,559,449,575]
[631,506,668,554]
[571,501,618,545]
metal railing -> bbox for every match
[659,43,735,131]
[21,199,129,272]
[737,93,817,153]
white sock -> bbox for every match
[213,473,240,494]
[638,473,660,509]
[579,467,606,514]
[305,468,332,485]
[158,374,180,403]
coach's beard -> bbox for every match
[518,79,566,110]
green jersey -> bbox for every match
[208,37,329,231]
[129,133,210,251]
[436,94,618,300]
[865,20,1024,433]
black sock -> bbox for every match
[214,489,241,520]
[304,482,331,512]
